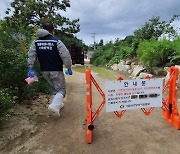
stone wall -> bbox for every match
[110,60,180,87]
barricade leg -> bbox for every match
[86,68,93,143]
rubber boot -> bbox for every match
[48,93,64,116]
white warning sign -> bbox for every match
[105,78,163,112]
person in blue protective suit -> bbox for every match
[27,22,72,116]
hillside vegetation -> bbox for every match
[91,16,180,73]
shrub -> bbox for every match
[107,53,121,66]
[107,46,133,66]
[0,48,27,88]
[137,38,176,71]
[91,44,133,67]
[0,47,50,101]
[170,37,180,64]
[116,46,133,59]
[91,48,115,66]
[0,89,15,121]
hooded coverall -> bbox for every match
[27,29,72,97]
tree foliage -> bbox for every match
[134,16,179,41]
[5,0,80,35]
[0,20,19,50]
[3,0,82,50]
[55,30,86,50]
[132,15,179,53]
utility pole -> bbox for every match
[91,33,96,50]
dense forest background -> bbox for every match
[0,0,179,122]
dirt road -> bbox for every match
[1,69,180,154]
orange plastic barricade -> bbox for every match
[86,68,105,143]
[162,66,180,129]
[85,66,180,144]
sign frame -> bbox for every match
[105,78,163,112]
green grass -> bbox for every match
[72,66,118,80]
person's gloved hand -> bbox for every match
[65,69,73,75]
[27,68,37,78]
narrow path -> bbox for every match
[0,70,180,154]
